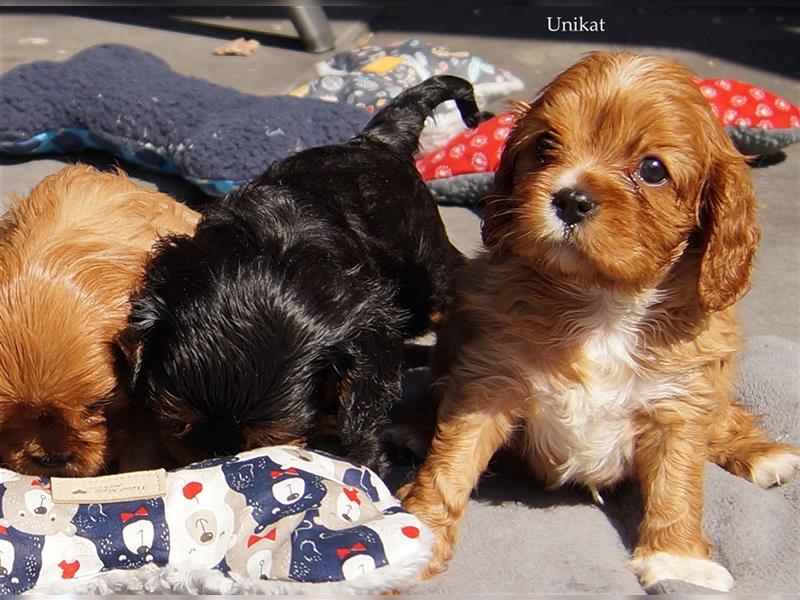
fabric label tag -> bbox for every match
[51,469,167,504]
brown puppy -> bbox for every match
[399,52,800,591]
[0,164,199,477]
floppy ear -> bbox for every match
[113,290,161,391]
[113,326,146,392]
[481,101,530,249]
[697,145,761,312]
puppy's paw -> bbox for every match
[343,442,389,478]
[629,552,734,592]
[399,484,454,580]
[750,449,800,488]
[419,554,448,581]
[395,482,413,502]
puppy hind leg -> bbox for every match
[397,384,520,579]
[423,239,465,332]
[398,217,465,339]
[708,402,800,488]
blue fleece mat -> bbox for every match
[0,44,371,197]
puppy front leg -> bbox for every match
[337,336,404,476]
[630,418,734,592]
[398,385,519,579]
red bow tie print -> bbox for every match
[343,487,361,505]
[247,527,277,548]
[270,468,299,479]
[120,506,149,523]
[336,542,366,559]
[59,559,80,579]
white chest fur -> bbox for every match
[521,289,664,495]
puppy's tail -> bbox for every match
[360,75,480,158]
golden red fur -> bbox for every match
[0,165,199,477]
[399,52,800,590]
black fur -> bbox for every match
[124,75,479,475]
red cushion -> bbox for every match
[417,78,799,181]
[695,77,799,129]
[416,112,517,181]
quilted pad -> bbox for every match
[0,446,432,595]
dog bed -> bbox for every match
[419,78,800,205]
[0,44,370,197]
[0,446,432,595]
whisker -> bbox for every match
[493,208,531,217]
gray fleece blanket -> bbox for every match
[394,335,799,594]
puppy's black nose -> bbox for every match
[35,452,73,469]
[552,188,596,225]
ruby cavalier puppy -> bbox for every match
[399,51,800,591]
[0,165,199,477]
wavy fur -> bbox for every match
[0,165,199,477]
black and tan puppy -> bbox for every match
[122,75,479,475]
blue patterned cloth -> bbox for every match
[0,446,431,594]
[293,38,525,153]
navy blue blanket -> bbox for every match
[0,44,371,196]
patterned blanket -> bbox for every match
[0,446,431,595]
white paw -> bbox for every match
[751,451,800,488]
[629,552,734,591]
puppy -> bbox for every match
[398,52,800,590]
[0,165,200,477]
[122,75,479,475]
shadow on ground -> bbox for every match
[7,6,797,78]
[0,151,212,208]
[3,6,378,53]
[371,5,800,79]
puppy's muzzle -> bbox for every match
[552,188,596,225]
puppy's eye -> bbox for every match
[84,400,109,425]
[535,134,557,164]
[638,157,668,185]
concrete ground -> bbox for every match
[0,5,798,594]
